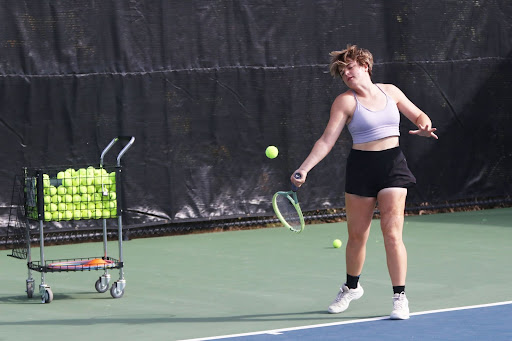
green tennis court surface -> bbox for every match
[1,208,511,341]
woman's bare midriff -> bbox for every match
[352,136,399,151]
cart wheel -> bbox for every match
[26,281,34,298]
[95,278,109,293]
[42,288,53,304]
[110,282,124,299]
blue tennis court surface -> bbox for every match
[181,301,512,341]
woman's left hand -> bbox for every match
[409,124,438,139]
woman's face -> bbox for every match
[339,59,368,88]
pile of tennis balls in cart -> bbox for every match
[28,167,117,221]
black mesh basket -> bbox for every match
[24,165,120,222]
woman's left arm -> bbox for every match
[384,84,438,139]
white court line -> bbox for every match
[177,301,512,341]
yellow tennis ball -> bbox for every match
[81,193,91,202]
[265,145,279,159]
[81,209,92,219]
[102,209,111,219]
[333,239,342,248]
[63,210,73,220]
[52,212,63,221]
[45,185,57,196]
[57,186,67,195]
[94,209,103,219]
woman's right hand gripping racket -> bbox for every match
[272,173,305,233]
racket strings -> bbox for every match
[275,194,302,229]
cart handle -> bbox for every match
[100,136,135,167]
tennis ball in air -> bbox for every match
[265,146,279,159]
[333,239,342,248]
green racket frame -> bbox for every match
[272,190,305,233]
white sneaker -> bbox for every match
[390,292,410,320]
[327,283,364,314]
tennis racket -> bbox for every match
[272,173,305,233]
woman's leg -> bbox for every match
[327,192,376,314]
[345,192,377,277]
[377,187,407,286]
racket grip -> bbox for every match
[291,173,302,192]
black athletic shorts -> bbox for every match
[345,146,416,198]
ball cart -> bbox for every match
[7,136,135,303]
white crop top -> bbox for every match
[347,86,400,144]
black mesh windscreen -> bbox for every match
[0,1,511,235]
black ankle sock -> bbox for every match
[346,274,360,289]
[393,285,405,294]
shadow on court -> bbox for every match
[0,311,387,327]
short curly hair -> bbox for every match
[329,45,373,78]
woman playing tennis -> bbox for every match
[291,45,437,320]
